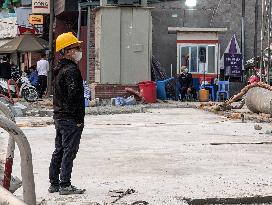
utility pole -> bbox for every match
[261,0,265,82]
[47,0,54,96]
[268,0,272,84]
[241,0,245,71]
[77,2,82,39]
[86,6,91,84]
[254,0,258,67]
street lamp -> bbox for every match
[185,0,196,7]
[183,0,197,26]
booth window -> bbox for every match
[180,46,189,68]
[179,45,216,74]
[208,46,215,73]
[190,46,197,72]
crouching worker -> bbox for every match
[178,66,197,101]
[28,66,39,87]
[48,32,85,195]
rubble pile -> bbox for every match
[85,101,199,115]
[208,82,272,112]
[200,102,272,123]
[199,82,272,123]
[30,98,53,109]
[17,119,54,127]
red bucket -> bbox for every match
[138,81,157,103]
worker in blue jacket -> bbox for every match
[29,66,39,87]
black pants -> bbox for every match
[49,119,83,187]
[38,75,47,98]
[180,86,197,100]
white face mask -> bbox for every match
[184,68,188,73]
[72,51,82,62]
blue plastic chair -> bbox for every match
[216,81,230,101]
[192,78,200,91]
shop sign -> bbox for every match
[224,53,243,77]
[29,14,44,25]
[32,0,50,14]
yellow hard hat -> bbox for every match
[56,32,82,52]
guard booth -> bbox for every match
[168,27,227,82]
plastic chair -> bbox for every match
[192,78,200,91]
[216,81,230,101]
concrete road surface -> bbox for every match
[1,108,272,204]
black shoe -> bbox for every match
[48,185,59,193]
[59,185,86,195]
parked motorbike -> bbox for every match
[0,76,38,102]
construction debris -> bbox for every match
[229,112,242,120]
[131,201,149,205]
[210,141,272,145]
[125,87,144,102]
[208,82,272,112]
[109,188,136,204]
[31,98,53,108]
[199,82,272,124]
[17,119,54,127]
[182,195,272,205]
[254,124,263,130]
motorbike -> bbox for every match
[0,76,38,102]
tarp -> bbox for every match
[0,39,11,47]
[0,33,48,54]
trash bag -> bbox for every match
[115,97,126,106]
[125,96,136,105]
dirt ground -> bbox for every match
[1,107,272,204]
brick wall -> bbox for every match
[90,84,139,100]
[79,26,87,80]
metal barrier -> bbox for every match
[0,101,16,191]
[0,185,27,205]
[0,114,36,205]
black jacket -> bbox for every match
[53,58,85,124]
[178,72,193,88]
[0,62,11,79]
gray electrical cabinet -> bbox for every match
[95,6,152,84]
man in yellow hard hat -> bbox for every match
[48,32,86,195]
